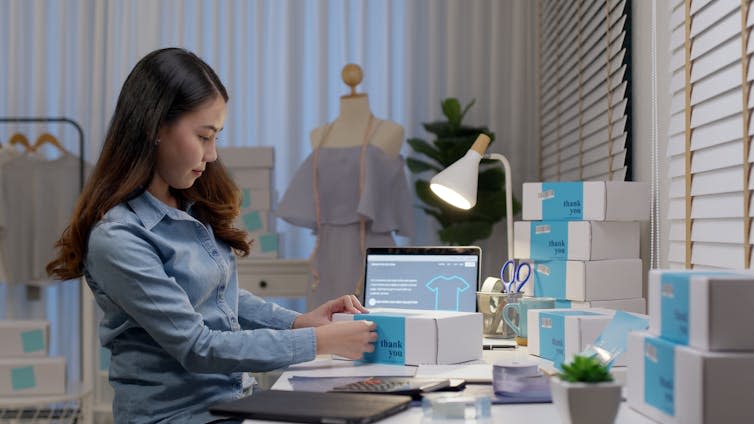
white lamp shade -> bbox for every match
[429,149,483,210]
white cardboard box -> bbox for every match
[333,308,482,365]
[231,168,272,190]
[522,181,649,221]
[219,146,274,168]
[627,331,754,424]
[514,221,640,261]
[525,259,642,301]
[0,357,66,396]
[554,298,646,314]
[0,320,49,357]
[648,270,754,351]
[527,308,622,367]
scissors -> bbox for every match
[500,259,531,293]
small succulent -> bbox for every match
[558,355,613,383]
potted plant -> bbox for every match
[406,98,520,245]
[550,355,622,424]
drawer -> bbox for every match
[237,259,309,297]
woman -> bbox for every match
[47,48,377,424]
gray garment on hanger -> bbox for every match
[276,145,414,309]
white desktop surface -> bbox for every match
[241,349,655,424]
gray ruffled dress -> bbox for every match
[276,143,414,309]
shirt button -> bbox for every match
[212,249,218,255]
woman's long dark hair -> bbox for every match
[47,48,250,280]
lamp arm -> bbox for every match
[485,153,514,262]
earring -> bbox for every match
[155,138,160,146]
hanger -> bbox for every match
[8,133,33,152]
[33,133,69,155]
[341,63,367,99]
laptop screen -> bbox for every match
[363,247,481,312]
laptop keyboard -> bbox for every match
[334,378,413,393]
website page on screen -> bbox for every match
[364,254,478,312]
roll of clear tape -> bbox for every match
[480,277,503,293]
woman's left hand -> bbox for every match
[293,294,369,328]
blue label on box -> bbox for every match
[539,311,599,368]
[541,182,583,220]
[659,273,691,345]
[20,329,45,353]
[532,260,567,298]
[530,222,569,260]
[355,314,405,365]
[554,299,572,308]
[645,336,675,416]
[658,271,736,345]
[11,366,36,391]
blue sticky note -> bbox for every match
[242,211,263,232]
[355,314,405,365]
[542,182,583,220]
[11,366,36,391]
[241,188,251,208]
[100,347,111,371]
[259,234,278,252]
[586,311,649,366]
[20,329,45,353]
[645,336,675,416]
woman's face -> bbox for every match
[150,95,227,201]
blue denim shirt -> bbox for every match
[84,191,316,423]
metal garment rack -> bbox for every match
[0,116,91,424]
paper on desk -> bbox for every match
[287,358,416,378]
[415,361,492,383]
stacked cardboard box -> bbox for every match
[514,181,648,314]
[220,147,279,258]
[626,270,754,423]
[0,320,66,396]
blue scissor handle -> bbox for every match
[500,259,531,293]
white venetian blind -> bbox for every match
[538,0,631,181]
[667,0,754,269]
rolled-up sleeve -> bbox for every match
[86,221,316,373]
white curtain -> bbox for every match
[0,0,537,387]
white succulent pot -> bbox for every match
[550,377,622,424]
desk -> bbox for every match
[242,349,655,423]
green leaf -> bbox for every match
[478,167,504,191]
[441,98,462,128]
[406,158,440,174]
[558,355,613,383]
[422,121,456,137]
[438,221,493,245]
[459,99,476,123]
[407,138,444,164]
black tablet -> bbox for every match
[362,246,482,312]
[209,390,411,424]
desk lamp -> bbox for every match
[429,134,514,263]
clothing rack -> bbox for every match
[0,117,85,189]
[0,116,91,424]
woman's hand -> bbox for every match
[315,320,378,359]
[293,294,368,328]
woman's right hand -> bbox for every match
[314,320,378,360]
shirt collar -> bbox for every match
[128,191,197,230]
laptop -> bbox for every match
[362,246,481,312]
[209,390,411,424]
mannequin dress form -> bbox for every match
[276,64,414,310]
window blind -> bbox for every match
[666,0,754,269]
[538,0,632,182]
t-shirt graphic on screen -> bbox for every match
[425,276,471,311]
[364,250,479,312]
